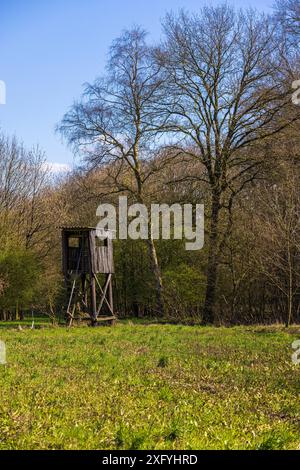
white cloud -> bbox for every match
[0,80,6,105]
[43,162,71,174]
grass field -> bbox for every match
[0,321,299,450]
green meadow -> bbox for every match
[0,322,299,450]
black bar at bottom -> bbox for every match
[0,450,298,467]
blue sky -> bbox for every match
[0,0,273,169]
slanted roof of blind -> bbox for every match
[60,226,115,232]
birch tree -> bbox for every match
[59,28,167,314]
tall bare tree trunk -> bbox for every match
[286,238,293,328]
[146,237,164,316]
[203,192,220,324]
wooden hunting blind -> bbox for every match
[61,227,115,326]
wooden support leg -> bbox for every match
[68,303,76,327]
[67,278,77,326]
[90,274,97,325]
[96,274,111,316]
[95,275,114,315]
[108,274,114,316]
[81,274,88,310]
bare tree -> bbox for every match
[59,27,169,315]
[157,5,300,323]
[254,164,300,326]
[274,0,300,38]
[0,135,49,249]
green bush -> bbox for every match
[0,248,40,313]
[163,264,206,319]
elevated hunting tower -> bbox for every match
[61,227,115,326]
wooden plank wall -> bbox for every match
[89,230,114,274]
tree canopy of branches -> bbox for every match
[156,5,300,322]
[1,2,299,326]
[59,27,171,315]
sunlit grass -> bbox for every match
[0,322,299,449]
